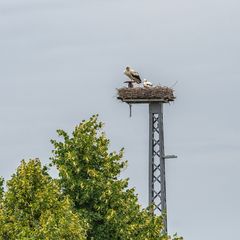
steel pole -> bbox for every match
[149,102,167,234]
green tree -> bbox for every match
[0,177,4,234]
[0,159,88,240]
[0,177,3,201]
[51,115,182,240]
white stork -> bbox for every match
[143,79,153,88]
[124,66,142,84]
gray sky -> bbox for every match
[1,0,240,239]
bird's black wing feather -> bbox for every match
[131,72,141,83]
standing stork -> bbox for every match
[124,66,142,84]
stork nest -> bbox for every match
[117,86,175,102]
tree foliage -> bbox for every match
[0,115,182,239]
[0,159,88,240]
[0,177,3,202]
[51,115,182,240]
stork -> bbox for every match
[143,79,153,88]
[124,66,142,84]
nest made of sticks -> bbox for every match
[117,85,175,102]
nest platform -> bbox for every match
[117,86,175,104]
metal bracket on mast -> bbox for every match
[129,103,132,117]
[163,155,177,159]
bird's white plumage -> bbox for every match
[143,79,153,88]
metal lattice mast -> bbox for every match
[117,85,176,235]
[149,103,167,233]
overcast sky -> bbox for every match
[1,0,240,239]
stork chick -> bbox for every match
[124,80,134,88]
[143,79,153,88]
